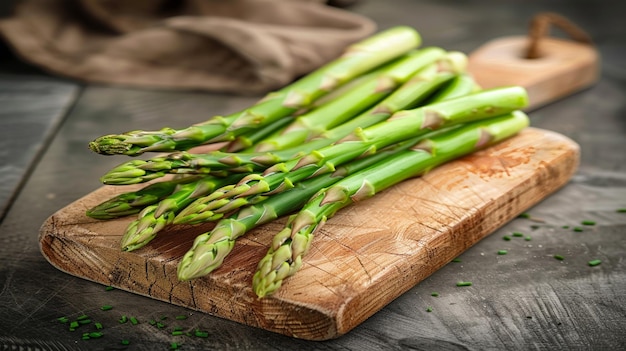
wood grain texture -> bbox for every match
[38,127,579,340]
[0,75,79,220]
[468,36,599,110]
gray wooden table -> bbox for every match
[1,1,624,350]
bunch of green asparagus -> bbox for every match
[87,26,530,298]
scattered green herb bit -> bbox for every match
[78,319,91,325]
[195,330,209,338]
[119,315,128,324]
[69,321,80,329]
[456,281,472,287]
[121,340,130,345]
[553,255,565,261]
[431,292,439,297]
[426,307,432,312]
[130,317,139,325]
[149,319,157,326]
[157,322,166,329]
[617,208,626,213]
[562,225,569,229]
[160,316,168,320]
[82,335,90,340]
[588,259,602,267]
[573,227,584,232]
[524,236,532,241]
[105,286,115,291]
[175,315,188,320]
[503,235,511,241]
[77,314,89,321]
[518,213,531,218]
[451,258,462,263]
[57,316,69,323]
[89,332,103,339]
[512,232,524,237]
[172,331,184,336]
[581,220,596,226]
[497,250,508,255]
[173,326,183,332]
[530,225,540,230]
[95,322,103,330]
[100,305,113,311]
[170,342,180,350]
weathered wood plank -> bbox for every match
[0,75,79,220]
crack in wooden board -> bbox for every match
[39,127,579,340]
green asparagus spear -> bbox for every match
[250,48,448,152]
[176,143,414,280]
[215,86,528,203]
[120,174,244,251]
[223,116,294,152]
[252,111,530,297]
[99,49,462,184]
[172,62,474,224]
[86,175,203,219]
[88,27,422,156]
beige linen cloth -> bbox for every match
[0,0,375,94]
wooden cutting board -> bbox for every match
[39,127,580,340]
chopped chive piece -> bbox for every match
[553,254,565,261]
[562,225,569,229]
[100,305,113,311]
[95,322,103,330]
[175,315,188,320]
[530,225,540,230]
[69,321,80,329]
[82,335,90,340]
[518,213,531,218]
[573,227,584,232]
[130,317,139,325]
[89,332,103,338]
[195,330,209,338]
[588,259,602,267]
[502,235,511,241]
[173,326,183,331]
[512,232,524,237]
[157,322,166,328]
[497,250,508,255]
[78,319,91,325]
[581,220,596,226]
[119,315,128,324]
[431,292,439,297]
[172,331,184,336]
[76,314,89,321]
[105,286,115,291]
[160,316,168,320]
[456,281,472,287]
[57,317,69,323]
[149,319,156,326]
[170,342,180,350]
[426,307,432,312]
[617,208,626,213]
[451,258,461,262]
[121,340,130,345]
[524,236,532,241]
